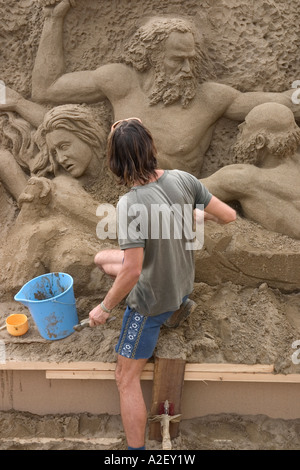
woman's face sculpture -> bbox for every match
[46,129,93,178]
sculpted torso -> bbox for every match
[109,67,232,176]
[203,160,300,239]
[241,163,300,236]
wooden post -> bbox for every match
[148,356,186,441]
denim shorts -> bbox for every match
[115,296,188,360]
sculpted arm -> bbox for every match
[0,149,28,201]
[33,65,129,104]
[32,0,75,101]
[201,165,250,202]
[224,87,300,121]
[32,0,131,104]
[0,87,46,128]
[51,175,101,230]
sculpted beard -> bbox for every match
[149,69,197,108]
[232,131,300,164]
[231,133,260,165]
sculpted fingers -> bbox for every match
[39,0,75,18]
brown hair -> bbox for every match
[107,119,157,186]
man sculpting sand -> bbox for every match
[88,118,236,450]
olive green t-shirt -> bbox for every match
[117,170,212,316]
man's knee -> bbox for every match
[94,249,123,275]
[115,361,132,392]
[115,356,146,392]
[94,250,111,272]
[94,251,104,270]
[115,362,122,389]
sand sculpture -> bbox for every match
[201,102,300,240]
[0,97,112,293]
[31,1,300,177]
[0,0,300,376]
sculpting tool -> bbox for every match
[73,315,116,332]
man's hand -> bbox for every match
[89,304,110,327]
[40,0,76,18]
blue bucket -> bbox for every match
[14,272,78,340]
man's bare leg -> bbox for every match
[115,354,148,449]
[94,248,124,279]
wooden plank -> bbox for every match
[185,363,274,373]
[0,361,154,372]
[45,369,300,383]
[0,361,274,373]
[0,361,117,371]
[149,357,186,442]
[46,369,154,381]
[184,372,300,383]
[46,370,115,380]
[3,361,299,384]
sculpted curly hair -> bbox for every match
[122,17,214,83]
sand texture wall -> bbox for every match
[0,0,300,375]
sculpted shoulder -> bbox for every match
[202,163,258,199]
[93,63,138,101]
[199,81,242,117]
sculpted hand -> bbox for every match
[0,86,22,112]
[41,0,76,18]
[89,304,110,327]
[18,177,52,207]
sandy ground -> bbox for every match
[0,410,299,450]
[1,277,300,375]
[1,276,300,450]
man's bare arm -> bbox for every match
[203,194,236,225]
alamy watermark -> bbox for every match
[96,202,205,250]
[291,80,300,105]
[287,81,300,365]
[291,340,300,365]
[0,340,6,364]
[0,80,6,104]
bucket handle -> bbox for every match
[51,300,76,306]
